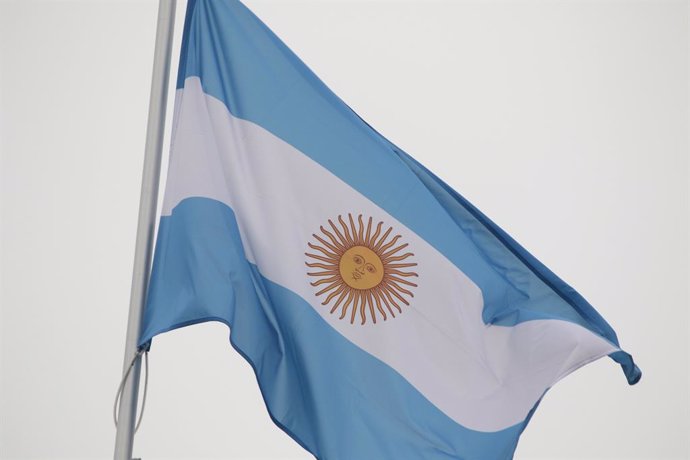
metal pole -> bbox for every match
[114,1,176,459]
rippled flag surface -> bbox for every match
[139,1,640,458]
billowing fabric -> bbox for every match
[140,1,640,459]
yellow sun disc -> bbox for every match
[339,246,384,290]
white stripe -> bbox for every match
[162,77,617,432]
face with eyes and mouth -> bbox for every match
[339,246,384,290]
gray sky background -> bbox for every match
[1,1,688,459]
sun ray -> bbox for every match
[372,288,394,318]
[366,290,379,324]
[323,284,346,306]
[348,214,358,244]
[357,215,365,245]
[305,252,338,264]
[373,226,393,252]
[370,289,387,321]
[320,226,346,252]
[316,281,341,296]
[381,242,408,259]
[380,287,402,313]
[351,291,360,324]
[338,215,355,246]
[305,262,337,270]
[328,219,348,247]
[307,270,338,277]
[339,290,354,320]
[308,242,339,260]
[370,221,383,247]
[365,216,373,243]
[378,234,402,254]
[358,291,367,325]
[383,284,410,305]
[387,262,417,269]
[387,280,415,298]
[386,275,419,287]
[310,275,340,287]
[386,269,419,278]
[330,290,348,313]
[382,252,414,263]
[312,233,342,255]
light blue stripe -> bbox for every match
[173,0,639,383]
[141,197,526,460]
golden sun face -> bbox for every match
[339,246,384,290]
[305,213,418,325]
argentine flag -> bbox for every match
[139,0,641,458]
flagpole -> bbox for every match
[114,1,176,459]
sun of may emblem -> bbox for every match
[305,214,418,325]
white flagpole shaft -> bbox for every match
[114,1,176,459]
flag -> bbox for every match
[139,0,640,458]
